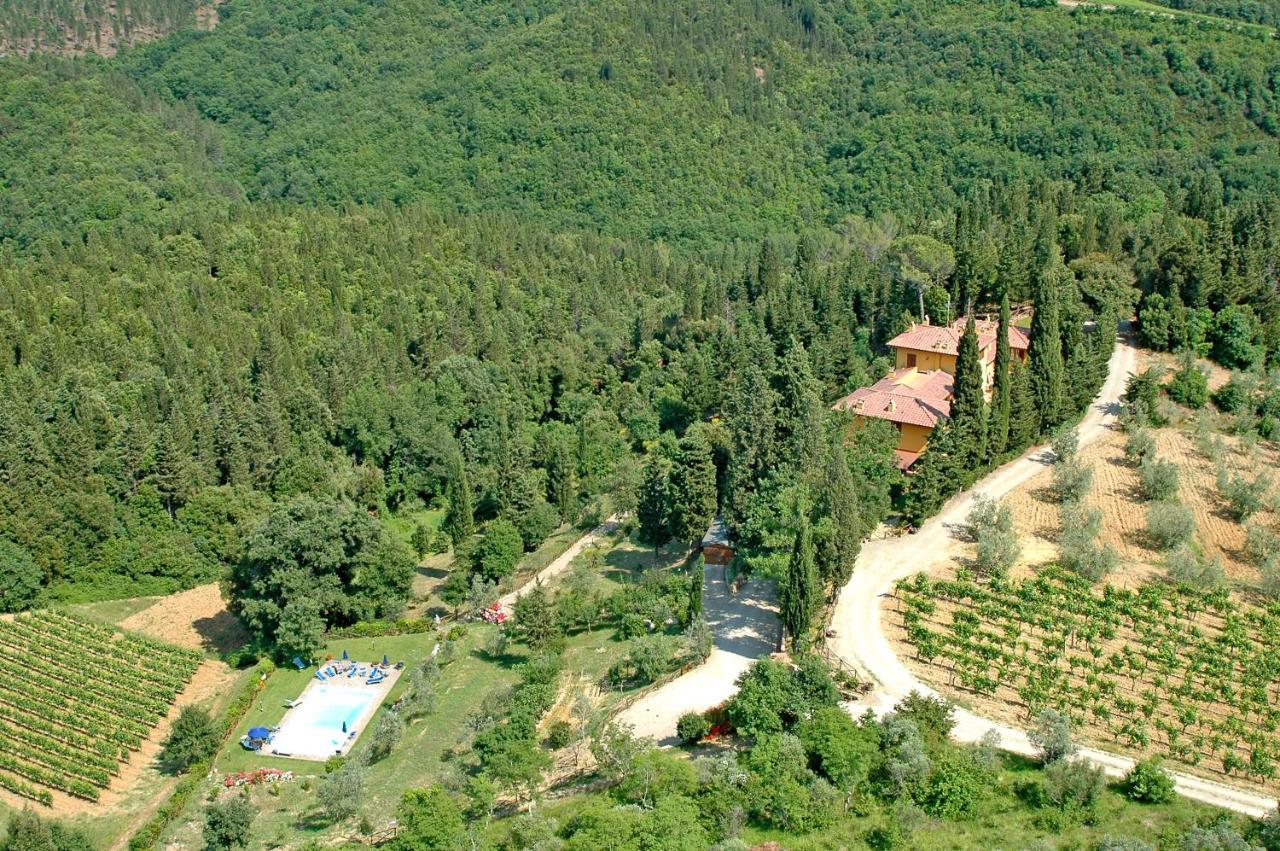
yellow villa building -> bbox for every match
[833,317,1029,469]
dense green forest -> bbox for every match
[0,0,202,56]
[3,0,1280,253]
[1161,0,1280,27]
[0,0,1278,611]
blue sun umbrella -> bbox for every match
[382,654,389,667]
[342,721,348,733]
[342,649,349,661]
[248,726,271,740]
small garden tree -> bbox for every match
[1028,708,1076,764]
[1146,501,1195,550]
[204,795,256,850]
[1137,457,1179,501]
[161,706,222,774]
[1121,757,1175,804]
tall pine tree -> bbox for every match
[669,429,718,546]
[780,517,819,650]
[989,293,1013,460]
[817,433,862,595]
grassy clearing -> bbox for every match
[157,526,683,847]
[64,596,161,626]
[1066,0,1276,34]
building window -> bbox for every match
[906,353,917,368]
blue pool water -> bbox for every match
[311,689,374,732]
[270,686,380,758]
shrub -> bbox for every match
[1179,820,1255,851]
[1124,369,1165,425]
[1168,360,1209,409]
[1244,524,1280,569]
[677,711,711,744]
[1124,428,1156,465]
[1052,459,1093,504]
[366,710,405,763]
[1212,375,1256,414]
[1167,545,1224,591]
[1097,837,1155,851]
[1146,501,1195,550]
[161,707,221,774]
[204,795,256,850]
[1052,429,1079,464]
[1137,458,1179,501]
[1029,709,1076,764]
[1041,758,1105,817]
[1121,757,1175,804]
[1217,469,1270,522]
[920,750,991,819]
[545,720,573,749]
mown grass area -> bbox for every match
[157,524,678,848]
[381,506,445,549]
[64,595,160,626]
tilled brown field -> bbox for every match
[1005,419,1279,586]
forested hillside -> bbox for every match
[0,0,205,57]
[0,0,1278,608]
[3,0,1280,253]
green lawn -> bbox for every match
[381,506,445,550]
[155,525,689,847]
[65,595,161,625]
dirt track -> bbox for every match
[827,330,1280,818]
[618,562,779,743]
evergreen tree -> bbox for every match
[1029,263,1066,434]
[637,458,673,563]
[1008,359,1038,451]
[949,313,987,468]
[989,293,1014,460]
[817,434,861,594]
[902,421,962,524]
[669,430,718,546]
[780,517,819,649]
[442,458,475,548]
[773,340,825,468]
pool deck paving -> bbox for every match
[265,660,401,760]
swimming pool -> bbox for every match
[269,686,379,759]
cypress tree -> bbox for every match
[950,313,987,468]
[669,430,718,546]
[442,458,475,547]
[637,458,673,564]
[989,293,1013,460]
[818,434,861,593]
[1029,264,1066,434]
[902,421,962,525]
[780,517,819,650]
[1008,359,1037,452]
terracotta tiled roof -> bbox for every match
[832,368,953,428]
[893,449,922,470]
[887,318,1031,361]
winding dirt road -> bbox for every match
[828,331,1280,818]
[618,563,780,743]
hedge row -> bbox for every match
[127,660,275,851]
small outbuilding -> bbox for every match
[701,518,735,566]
